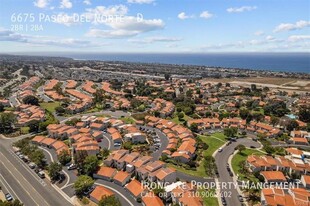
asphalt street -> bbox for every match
[215,138,261,206]
[0,137,73,206]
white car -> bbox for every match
[218,148,223,152]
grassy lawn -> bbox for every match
[231,148,264,182]
[20,126,30,134]
[4,107,15,111]
[199,189,219,206]
[120,117,136,124]
[39,102,60,113]
[82,107,101,114]
[171,112,192,124]
[199,133,227,157]
[168,163,206,177]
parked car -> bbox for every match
[34,167,42,174]
[221,197,227,206]
[83,185,95,197]
[230,137,237,142]
[5,193,13,201]
[218,148,223,152]
[38,171,45,179]
[28,162,36,169]
[114,143,121,147]
[67,164,77,170]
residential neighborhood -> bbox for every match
[0,55,309,206]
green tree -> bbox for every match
[270,116,279,126]
[99,195,121,206]
[154,111,160,117]
[251,84,257,91]
[100,148,110,159]
[73,175,94,196]
[164,73,171,81]
[23,95,39,106]
[0,112,16,134]
[0,104,4,112]
[48,162,62,180]
[298,108,310,123]
[239,108,249,120]
[178,112,184,120]
[82,155,99,175]
[55,106,65,114]
[29,149,45,167]
[224,127,238,137]
[287,120,299,132]
[0,199,23,206]
[93,89,105,105]
[123,141,132,150]
[189,123,198,133]
[58,150,71,165]
[153,184,165,197]
[28,120,40,133]
[235,144,246,154]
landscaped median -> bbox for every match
[198,132,227,157]
[231,148,265,182]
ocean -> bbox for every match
[29,52,310,73]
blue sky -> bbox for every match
[0,0,309,53]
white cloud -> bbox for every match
[83,5,128,24]
[200,37,288,50]
[86,29,138,38]
[107,16,164,32]
[128,36,182,44]
[83,0,91,5]
[87,17,164,38]
[0,28,103,48]
[177,12,194,20]
[60,0,73,9]
[227,6,257,13]
[274,20,310,32]
[53,13,79,26]
[33,0,50,8]
[266,35,275,41]
[288,35,310,42]
[127,0,154,4]
[80,4,164,38]
[200,11,213,19]
[254,31,264,36]
[0,29,27,42]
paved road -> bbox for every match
[9,94,20,107]
[270,140,310,149]
[37,85,53,102]
[95,179,140,206]
[0,136,73,206]
[101,133,114,150]
[139,126,169,160]
[215,138,261,206]
[57,110,130,123]
[0,69,26,93]
[39,146,77,189]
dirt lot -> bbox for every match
[204,77,310,91]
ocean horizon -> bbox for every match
[15,52,310,74]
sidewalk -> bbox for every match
[228,150,249,206]
[0,190,5,201]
